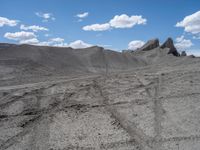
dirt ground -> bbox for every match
[1,44,200,150]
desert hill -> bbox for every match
[0,38,198,86]
[0,38,200,150]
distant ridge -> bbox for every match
[125,37,180,57]
[0,38,196,86]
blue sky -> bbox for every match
[0,0,200,55]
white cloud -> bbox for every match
[33,37,67,47]
[37,37,67,47]
[37,39,92,49]
[76,12,89,18]
[4,31,39,45]
[19,38,39,44]
[20,24,48,32]
[68,40,92,49]
[83,23,110,31]
[0,16,18,27]
[128,40,145,50]
[175,36,193,50]
[35,12,55,22]
[4,31,92,49]
[176,11,200,35]
[83,14,147,31]
[50,38,64,43]
[4,31,36,41]
[110,14,146,28]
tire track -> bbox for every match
[153,74,163,149]
[93,77,153,150]
[135,73,164,149]
[0,88,74,150]
[157,135,200,143]
[134,74,156,98]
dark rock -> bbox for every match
[188,55,195,58]
[139,39,159,51]
[161,38,174,49]
[161,38,180,56]
[181,51,187,56]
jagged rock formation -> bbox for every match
[161,37,180,56]
[138,38,159,51]
[181,51,187,56]
[124,38,188,58]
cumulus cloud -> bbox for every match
[110,14,146,28]
[20,24,48,32]
[4,31,36,41]
[176,11,200,35]
[19,38,39,44]
[83,14,147,31]
[128,40,145,50]
[35,12,55,22]
[37,39,92,49]
[76,12,89,18]
[68,40,92,49]
[4,31,38,45]
[37,37,67,47]
[76,12,89,22]
[50,38,64,43]
[0,16,18,27]
[4,31,68,47]
[4,31,92,49]
[83,23,110,31]
[175,36,193,50]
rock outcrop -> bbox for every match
[161,38,180,56]
[188,55,195,58]
[139,39,159,51]
[181,51,187,56]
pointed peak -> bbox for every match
[161,37,174,49]
[161,37,180,57]
[138,38,159,51]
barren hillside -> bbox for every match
[0,38,200,150]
